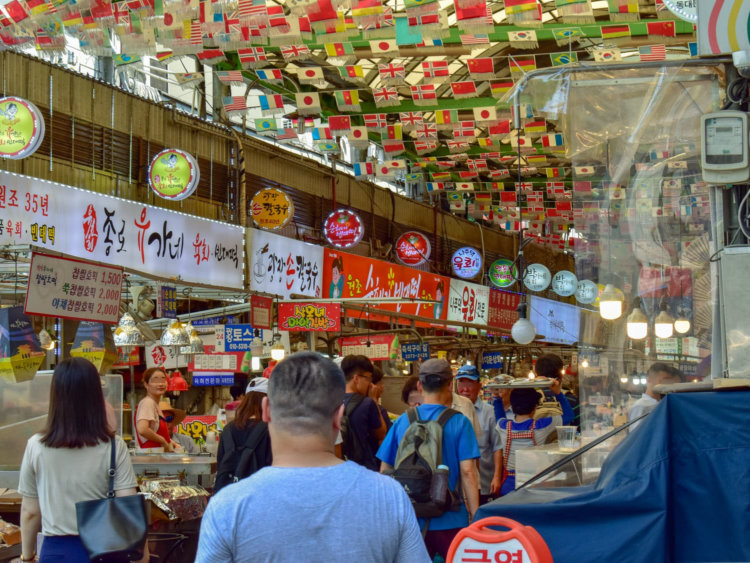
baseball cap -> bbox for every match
[418,358,453,383]
[246,377,269,394]
[456,364,480,381]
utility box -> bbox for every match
[719,247,750,378]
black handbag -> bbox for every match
[75,437,148,562]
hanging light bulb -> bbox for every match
[599,284,624,320]
[654,302,675,339]
[674,317,691,334]
[179,322,204,355]
[626,298,649,340]
[271,340,286,361]
[38,329,56,351]
[113,312,145,347]
[620,376,629,384]
[580,359,589,369]
[511,302,536,345]
[161,320,191,347]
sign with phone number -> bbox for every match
[24,252,123,323]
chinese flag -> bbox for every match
[467,57,493,75]
[328,115,351,131]
[451,81,477,98]
[646,20,675,37]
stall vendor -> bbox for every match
[135,367,180,452]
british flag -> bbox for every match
[415,123,437,139]
[280,44,310,59]
[447,140,470,152]
[378,63,405,81]
[363,113,388,129]
[399,112,423,128]
[372,87,399,106]
[411,84,437,105]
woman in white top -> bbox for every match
[18,357,145,563]
[135,367,179,451]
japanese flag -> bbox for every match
[456,182,475,191]
[473,106,497,123]
[295,92,321,115]
[370,39,399,57]
[375,160,406,178]
[347,126,369,148]
[573,166,595,176]
[298,67,325,85]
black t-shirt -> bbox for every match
[344,392,383,471]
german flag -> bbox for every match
[600,24,630,40]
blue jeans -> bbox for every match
[40,535,89,563]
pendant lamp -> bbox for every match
[626,298,648,340]
[599,284,624,320]
[654,302,675,339]
[113,312,145,347]
[179,321,204,355]
[511,302,536,345]
[161,320,191,347]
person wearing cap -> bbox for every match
[159,401,199,454]
[197,352,429,562]
[214,377,272,493]
[377,358,480,560]
[455,365,503,505]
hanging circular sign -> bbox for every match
[324,209,364,249]
[250,187,294,230]
[395,231,431,266]
[575,280,599,304]
[662,0,697,23]
[0,97,45,159]
[551,270,578,297]
[488,258,517,289]
[148,149,200,200]
[451,247,482,279]
[524,263,552,292]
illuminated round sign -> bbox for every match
[148,149,200,200]
[395,231,431,266]
[551,270,578,297]
[324,209,364,249]
[662,0,697,23]
[524,263,551,292]
[575,280,598,304]
[0,97,45,159]
[250,188,294,230]
[451,247,482,279]
[488,258,517,289]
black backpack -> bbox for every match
[340,394,366,464]
[389,407,460,519]
[214,422,268,493]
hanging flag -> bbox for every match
[488,120,511,137]
[415,122,438,139]
[364,113,388,129]
[435,109,458,128]
[295,92,321,115]
[317,141,339,153]
[197,50,226,64]
[546,167,567,178]
[511,134,533,149]
[477,138,496,148]
[453,121,476,138]
[550,52,578,66]
[370,38,399,56]
[467,57,494,79]
[353,161,375,176]
[255,69,283,83]
[554,1,593,24]
[507,30,539,49]
[254,118,278,135]
[400,112,424,129]
[504,0,541,25]
[542,133,564,147]
[174,73,204,85]
[259,94,285,115]
[593,48,622,62]
[473,106,497,123]
[431,171,453,181]
[574,166,595,176]
[524,119,546,134]
[378,63,406,83]
[223,96,248,114]
[347,126,370,148]
[238,47,267,67]
[411,84,437,105]
[456,181,475,190]
[510,56,536,74]
[639,44,666,62]
[375,159,406,178]
[573,180,592,193]
[446,192,466,212]
[372,87,400,107]
[447,140,471,153]
[451,81,478,99]
[422,60,450,82]
[468,159,488,171]
[415,141,439,155]
[324,41,355,61]
[490,80,514,98]
[216,70,245,86]
[607,0,639,21]
[426,182,445,191]
[338,65,364,79]
[296,68,325,89]
[459,34,490,45]
[646,20,675,37]
[328,115,352,132]
[334,90,361,111]
[280,44,311,60]
[312,127,333,141]
[383,140,406,155]
[600,24,630,40]
[385,123,403,140]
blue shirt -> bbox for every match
[197,461,429,563]
[377,404,480,531]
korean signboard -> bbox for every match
[489,258,517,289]
[192,372,235,386]
[25,252,123,324]
[0,170,244,289]
[189,344,243,372]
[395,231,431,266]
[214,324,258,352]
[176,415,220,441]
[248,228,323,298]
[251,295,272,329]
[487,289,521,332]
[447,279,489,326]
[148,149,200,201]
[250,188,294,230]
[323,249,450,326]
[278,303,341,331]
[451,247,482,279]
[529,295,581,345]
[482,351,504,369]
[401,342,430,361]
[324,209,364,249]
[0,97,44,159]
[146,343,187,369]
[339,334,400,360]
[157,285,177,319]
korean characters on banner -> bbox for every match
[278,303,341,331]
[250,188,294,230]
[487,289,521,332]
[451,247,482,279]
[247,228,323,298]
[322,249,451,327]
[146,343,187,369]
[0,171,244,289]
[447,279,489,326]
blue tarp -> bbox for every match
[476,391,750,562]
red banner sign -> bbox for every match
[324,209,364,249]
[323,249,450,326]
[395,231,431,266]
[339,334,399,360]
[251,295,273,329]
[487,289,521,332]
[278,302,341,331]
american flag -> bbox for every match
[379,63,405,80]
[216,70,244,84]
[415,123,437,139]
[238,0,268,18]
[363,113,387,128]
[280,44,310,59]
[460,34,490,45]
[639,44,666,62]
[238,47,266,64]
[223,96,247,112]
[399,112,423,127]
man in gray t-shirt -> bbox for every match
[196,352,429,563]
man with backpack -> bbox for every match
[377,358,480,560]
[341,355,388,471]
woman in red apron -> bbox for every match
[135,367,175,451]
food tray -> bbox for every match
[486,377,554,390]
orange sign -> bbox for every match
[447,517,553,563]
[250,188,294,230]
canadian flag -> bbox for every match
[370,39,399,57]
[375,160,406,178]
[298,67,325,85]
[295,92,321,115]
[473,106,497,123]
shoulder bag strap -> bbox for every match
[107,436,116,498]
[406,407,418,424]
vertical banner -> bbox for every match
[487,289,521,332]
[251,295,273,329]
[447,279,489,326]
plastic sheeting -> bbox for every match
[476,390,750,562]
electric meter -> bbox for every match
[701,111,750,184]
